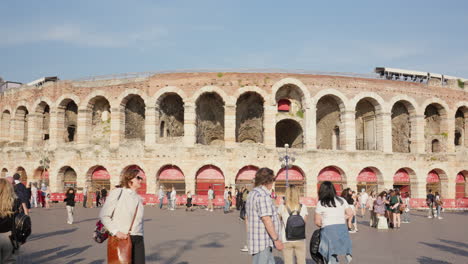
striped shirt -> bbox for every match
[246,186,281,255]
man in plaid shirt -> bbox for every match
[246,167,283,263]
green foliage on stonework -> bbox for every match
[296,109,304,118]
[440,132,448,138]
[217,72,224,78]
[458,79,465,89]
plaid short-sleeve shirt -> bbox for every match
[246,186,281,255]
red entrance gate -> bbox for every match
[276,167,305,196]
[394,169,411,196]
[158,165,185,194]
[196,165,224,196]
[318,167,343,194]
[357,168,378,193]
[426,170,441,194]
[456,173,466,199]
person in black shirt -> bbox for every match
[95,187,101,207]
[426,189,435,218]
[0,178,21,262]
[13,173,29,215]
[101,188,108,204]
[64,188,76,224]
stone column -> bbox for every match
[110,107,122,149]
[305,106,316,150]
[224,104,236,147]
[380,112,392,152]
[411,115,425,153]
[48,111,59,149]
[183,103,196,146]
[145,106,156,146]
[27,113,40,147]
[77,109,91,146]
[446,117,455,153]
[465,114,468,147]
[342,110,356,151]
[264,105,276,148]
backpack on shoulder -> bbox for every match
[285,204,306,241]
[9,199,32,253]
[93,188,123,243]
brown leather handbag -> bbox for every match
[108,203,139,264]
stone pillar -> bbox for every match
[27,113,40,147]
[224,104,236,147]
[412,115,425,153]
[380,112,392,152]
[48,111,59,149]
[110,107,122,149]
[145,106,156,146]
[264,105,276,148]
[183,103,196,146]
[146,168,157,194]
[342,111,356,151]
[446,117,455,153]
[306,178,317,197]
[305,107,316,150]
[465,115,468,147]
[77,109,91,146]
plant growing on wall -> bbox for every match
[458,79,465,89]
[296,110,304,118]
[217,72,224,78]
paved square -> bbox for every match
[16,205,468,263]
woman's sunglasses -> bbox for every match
[136,176,143,181]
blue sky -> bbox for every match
[1,0,467,83]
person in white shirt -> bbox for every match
[359,189,369,217]
[278,185,308,264]
[158,186,165,209]
[223,186,230,213]
[207,186,214,212]
[31,183,38,208]
[99,169,145,263]
[170,187,177,211]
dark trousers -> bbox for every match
[96,197,101,207]
[130,235,145,264]
[83,195,87,208]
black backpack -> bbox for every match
[309,228,325,264]
[10,200,32,252]
[285,204,306,241]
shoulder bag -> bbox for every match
[93,189,123,243]
[107,202,139,264]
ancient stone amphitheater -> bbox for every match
[0,72,467,207]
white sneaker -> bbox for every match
[210,209,213,212]
[438,217,443,219]
[428,216,433,218]
[205,208,209,211]
[240,246,249,252]
[349,230,356,233]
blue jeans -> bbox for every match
[436,206,442,217]
[252,247,274,264]
[402,211,410,222]
[159,198,164,209]
[224,199,230,212]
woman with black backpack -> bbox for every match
[278,185,308,264]
[0,178,20,263]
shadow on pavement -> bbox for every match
[74,218,97,224]
[417,256,451,264]
[89,260,105,264]
[420,242,468,257]
[29,228,78,241]
[439,239,468,249]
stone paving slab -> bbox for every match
[15,204,468,264]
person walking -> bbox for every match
[0,178,21,263]
[186,191,193,211]
[101,187,108,204]
[100,169,145,264]
[235,188,241,210]
[278,185,308,264]
[207,186,214,212]
[374,191,389,229]
[170,186,176,211]
[426,189,435,219]
[402,192,411,223]
[44,185,51,209]
[228,186,233,209]
[158,186,165,209]
[31,183,38,208]
[315,181,353,264]
[366,191,377,227]
[390,190,402,229]
[435,192,443,219]
[246,167,283,264]
[40,183,47,208]
[83,185,88,208]
[224,186,230,214]
[64,188,76,224]
[95,187,101,207]
[341,188,355,233]
[359,189,369,217]
[12,173,29,215]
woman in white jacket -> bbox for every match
[100,169,145,263]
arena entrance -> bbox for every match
[91,166,111,192]
[456,172,467,198]
[157,165,185,194]
[275,166,305,196]
[426,170,441,194]
[195,165,224,196]
[318,166,344,194]
[356,168,378,193]
[235,166,257,190]
[393,169,411,196]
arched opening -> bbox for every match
[90,166,111,194]
[121,165,146,195]
[424,104,447,153]
[195,165,224,196]
[33,167,49,186]
[356,167,379,193]
[277,99,291,112]
[432,139,441,153]
[235,165,258,189]
[1,110,11,142]
[58,166,77,192]
[236,92,264,143]
[57,99,78,143]
[426,170,441,195]
[355,98,381,151]
[391,101,412,153]
[318,166,345,194]
[15,167,27,185]
[196,93,225,145]
[157,93,184,140]
[393,168,413,197]
[456,171,467,199]
[14,106,29,143]
[275,166,305,196]
[455,107,467,147]
[275,84,305,118]
[123,95,145,140]
[276,119,303,148]
[89,96,111,144]
[35,102,50,142]
[157,165,185,194]
[1,168,8,178]
[316,95,344,150]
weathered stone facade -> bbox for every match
[0,72,467,205]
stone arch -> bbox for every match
[423,100,449,153]
[32,167,49,185]
[356,166,384,193]
[86,165,111,193]
[274,83,307,115]
[34,101,51,142]
[191,85,232,105]
[276,119,303,148]
[426,168,449,197]
[0,110,11,142]
[353,94,384,151]
[195,164,225,196]
[57,166,77,192]
[57,98,79,143]
[15,166,28,184]
[391,99,416,153]
[156,93,184,139]
[156,164,185,194]
[393,168,417,197]
[86,95,111,144]
[235,165,259,188]
[315,92,347,150]
[236,91,264,143]
[317,165,347,194]
[14,106,29,143]
[456,170,468,199]
[153,86,188,105]
[275,165,306,196]
[195,92,225,145]
[121,165,147,194]
[455,105,468,147]
[121,94,146,141]
[271,78,311,108]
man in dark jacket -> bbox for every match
[13,173,29,215]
